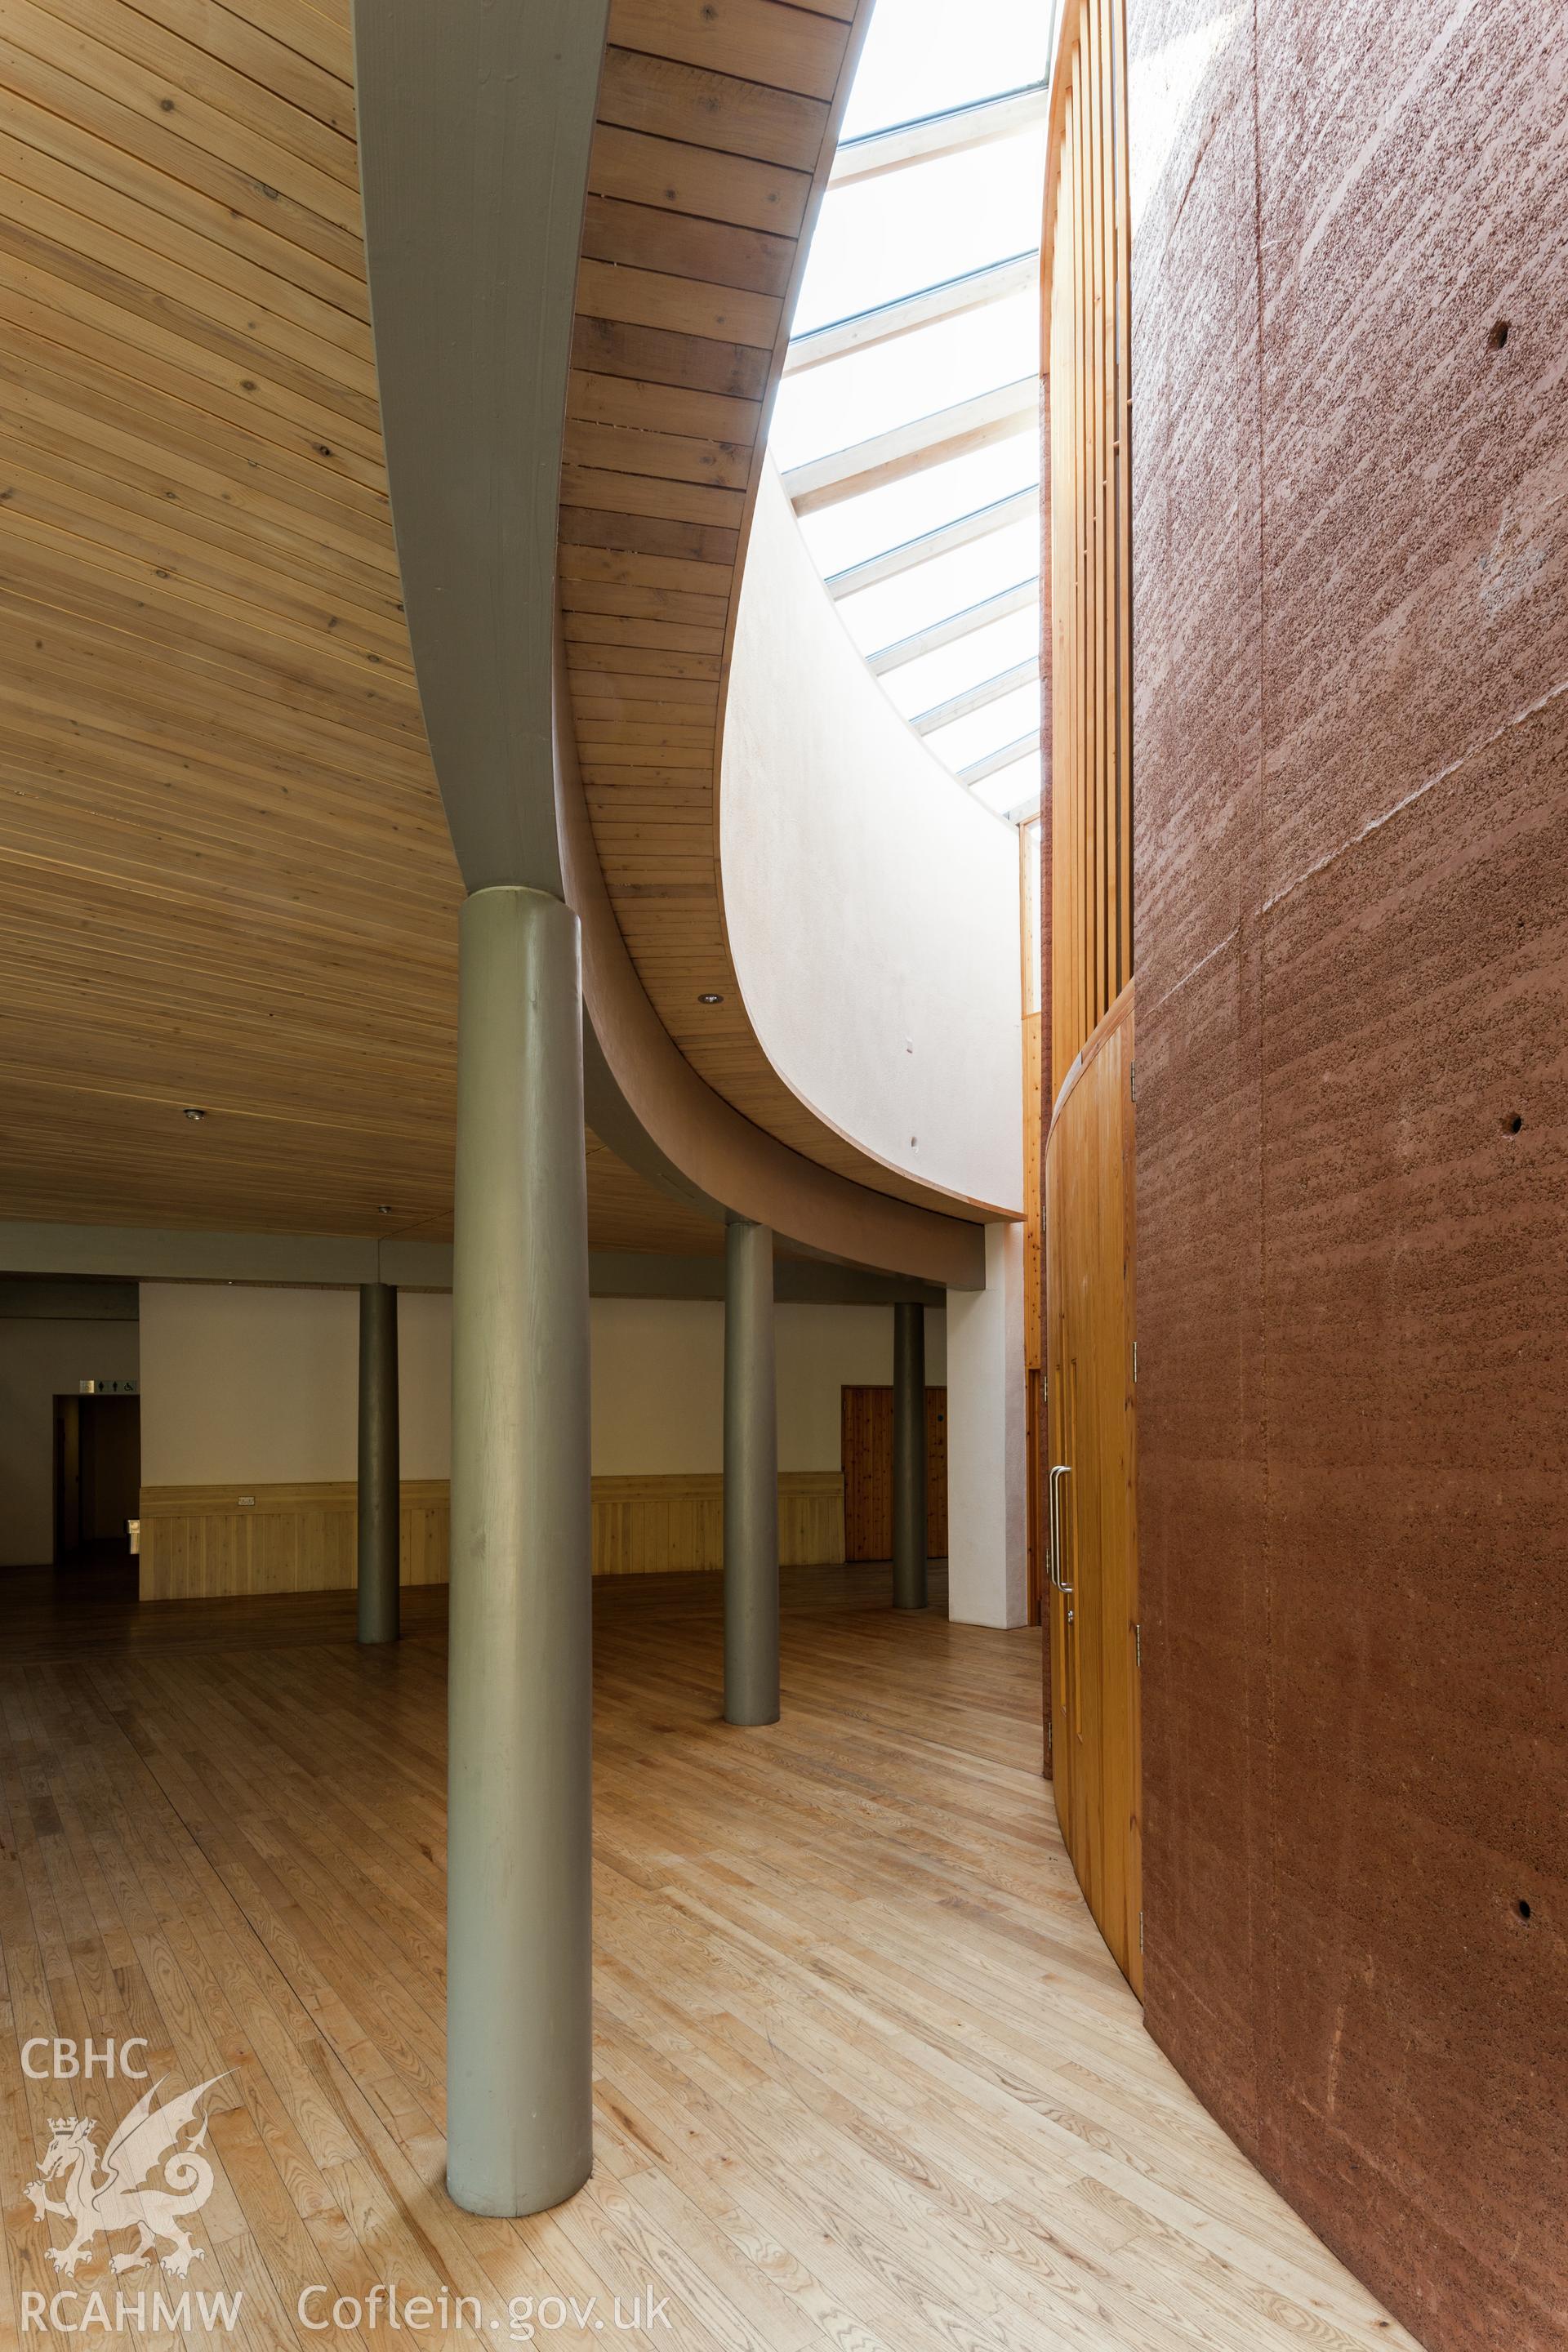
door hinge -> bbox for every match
[1134,1622,1142,1668]
[1138,1909,1145,1953]
[1129,1059,1136,1100]
[1132,1339,1138,1383]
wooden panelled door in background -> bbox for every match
[840,1387,948,1561]
[1045,986,1141,1993]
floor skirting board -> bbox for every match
[136,1472,846,1598]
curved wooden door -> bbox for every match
[1045,983,1142,1993]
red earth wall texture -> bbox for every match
[1129,2,1568,2346]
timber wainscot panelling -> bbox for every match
[139,1472,846,1597]
[137,1481,452,1601]
[592,1472,844,1575]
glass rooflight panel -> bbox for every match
[972,746,1043,818]
[772,0,1049,825]
[880,607,1040,722]
[770,292,1038,474]
[924,679,1042,773]
[833,516,1040,655]
[791,136,1046,335]
[795,432,1037,583]
[837,0,1048,139]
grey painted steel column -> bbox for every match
[356,1281,400,1644]
[447,886,593,2218]
[893,1301,929,1610]
[724,1220,779,1726]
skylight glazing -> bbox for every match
[770,0,1049,826]
[771,296,1038,474]
[837,0,1049,132]
[881,606,1040,720]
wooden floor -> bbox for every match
[0,1565,1421,2352]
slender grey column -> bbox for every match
[893,1301,929,1610]
[724,1219,779,1726]
[356,1281,401,1644]
[446,887,593,2218]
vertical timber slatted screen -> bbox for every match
[1042,0,1133,1102]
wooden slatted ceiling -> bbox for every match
[0,0,722,1252]
[0,0,942,1250]
[560,0,972,1210]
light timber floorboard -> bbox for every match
[0,1562,1420,2351]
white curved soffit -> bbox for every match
[720,463,1024,1219]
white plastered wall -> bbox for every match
[139,1285,454,1485]
[138,1285,947,1487]
[945,1222,1027,1627]
[722,464,1024,1217]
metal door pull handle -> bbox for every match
[1048,1463,1073,1596]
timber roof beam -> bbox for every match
[783,379,1038,515]
[784,252,1038,373]
[828,83,1048,185]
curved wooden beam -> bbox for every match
[0,0,997,1270]
[354,0,609,891]
[555,639,986,1290]
[559,0,970,1209]
[356,2,992,1286]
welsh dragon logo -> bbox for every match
[24,2075,225,2279]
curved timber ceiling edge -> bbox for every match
[554,0,1013,1232]
[355,0,996,1279]
[555,637,986,1291]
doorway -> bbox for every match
[53,1392,140,1566]
[840,1385,948,1561]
